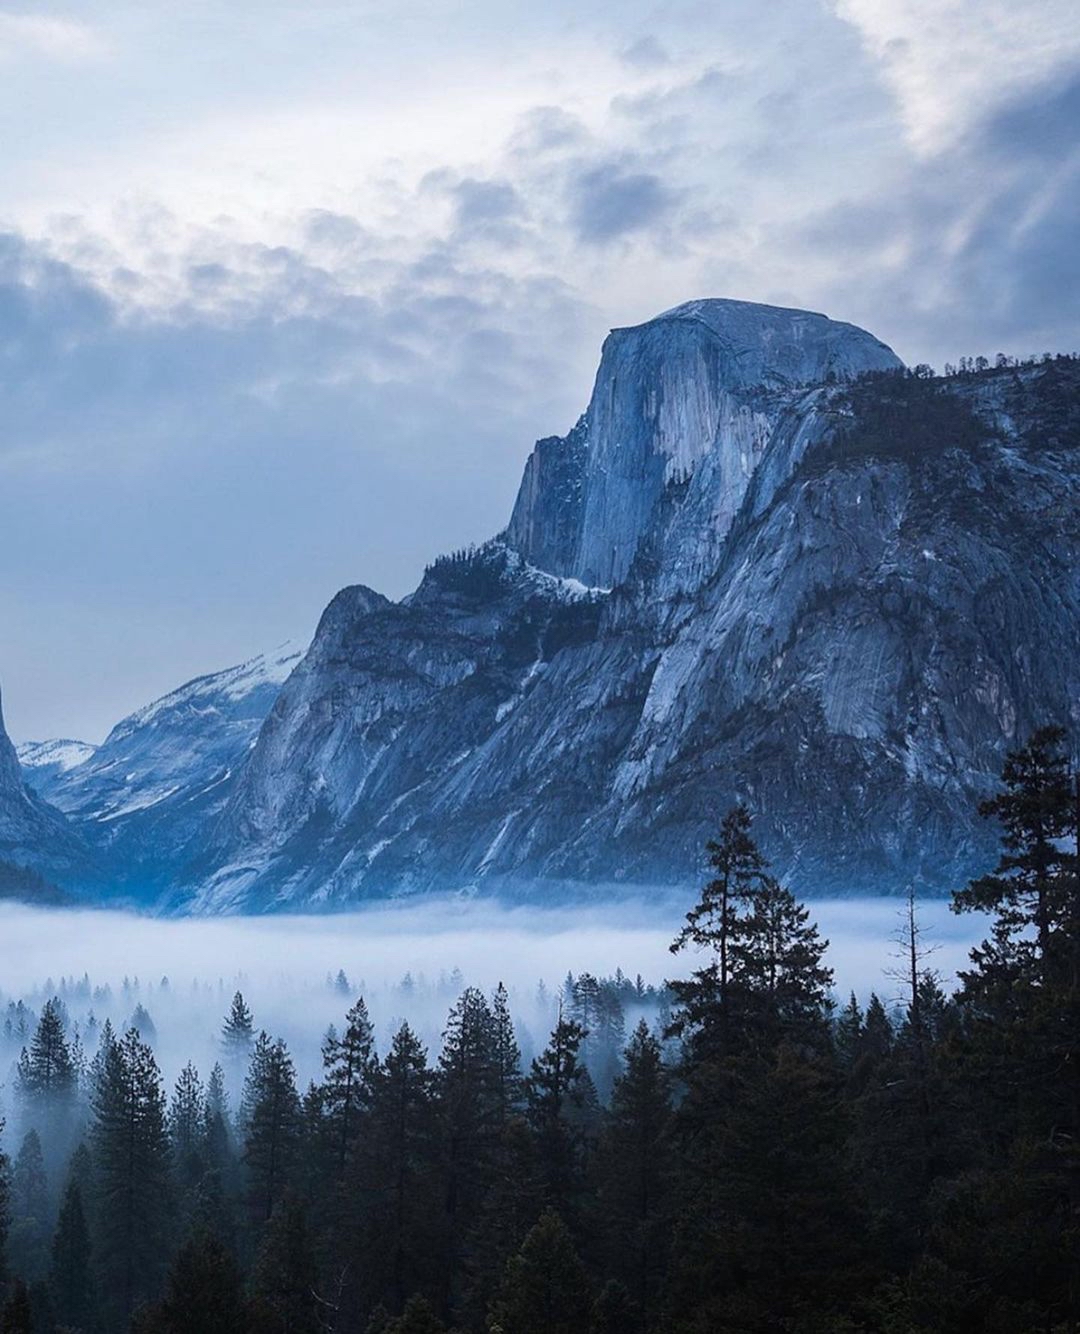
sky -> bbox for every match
[0,0,1077,743]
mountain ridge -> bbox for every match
[11,301,1079,912]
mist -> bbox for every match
[0,897,988,1105]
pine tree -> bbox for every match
[323,996,377,1175]
[221,993,254,1087]
[489,1209,591,1334]
[730,873,834,1047]
[955,726,1075,975]
[144,1227,247,1334]
[591,986,627,1102]
[669,804,767,1049]
[356,1023,438,1313]
[249,1194,321,1334]
[8,1131,48,1281]
[241,1033,301,1224]
[92,1025,171,1321]
[490,983,523,1124]
[16,998,76,1163]
[524,1015,595,1214]
[834,992,864,1076]
[382,1293,447,1333]
[169,1062,206,1190]
[0,1121,10,1296]
[458,1117,544,1331]
[49,1179,96,1332]
[0,1280,32,1334]
[434,987,502,1313]
[203,1063,233,1177]
[128,1003,157,1046]
[595,1020,672,1317]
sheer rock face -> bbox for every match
[505,299,902,590]
[182,303,1080,912]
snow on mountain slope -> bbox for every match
[18,738,98,787]
[24,642,303,899]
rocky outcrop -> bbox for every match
[505,300,901,589]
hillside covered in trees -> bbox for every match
[0,725,1078,1332]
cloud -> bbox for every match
[780,65,1080,364]
[0,223,596,742]
[0,12,108,63]
[568,161,678,243]
[620,35,671,71]
[0,0,1075,741]
[453,178,523,229]
[830,0,1080,153]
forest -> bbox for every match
[0,725,1077,1333]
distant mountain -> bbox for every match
[18,738,98,787]
[0,690,88,894]
[178,299,1080,912]
[22,643,303,900]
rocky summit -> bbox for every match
[16,299,1080,911]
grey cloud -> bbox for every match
[569,161,678,243]
[620,35,671,70]
[506,105,590,158]
[777,64,1080,366]
[453,178,523,227]
[0,225,596,741]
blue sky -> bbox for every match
[1,0,1077,742]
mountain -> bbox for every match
[18,738,98,788]
[177,299,1080,912]
[22,643,303,900]
[0,689,87,893]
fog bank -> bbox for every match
[0,897,988,1097]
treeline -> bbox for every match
[0,726,1078,1332]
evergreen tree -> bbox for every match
[574,982,626,1102]
[381,1293,447,1333]
[221,994,254,1088]
[141,1227,246,1334]
[203,1063,233,1179]
[458,1117,544,1331]
[16,998,76,1163]
[0,1122,10,1296]
[490,983,523,1124]
[322,996,377,1175]
[489,1209,591,1334]
[49,1179,96,1332]
[834,993,864,1075]
[354,1023,438,1313]
[92,1025,171,1322]
[955,726,1075,974]
[128,1003,157,1046]
[249,1194,321,1334]
[524,1015,596,1214]
[591,1280,641,1334]
[669,804,767,1049]
[169,1062,206,1192]
[8,1131,48,1281]
[0,1280,31,1334]
[595,1020,672,1317]
[730,873,834,1047]
[241,1033,301,1224]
